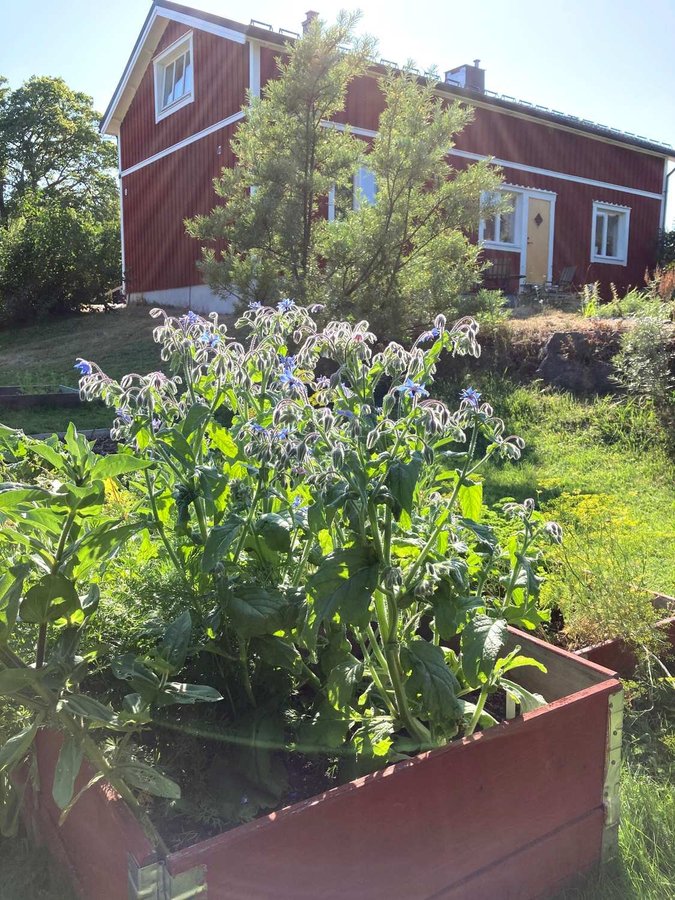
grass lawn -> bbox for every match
[0,305,163,432]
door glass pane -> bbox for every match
[606,214,620,257]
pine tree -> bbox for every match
[188,14,502,338]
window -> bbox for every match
[153,33,194,122]
[354,166,377,209]
[479,191,520,249]
[591,202,630,265]
[328,166,377,221]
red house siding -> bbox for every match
[123,126,236,294]
[120,22,247,171]
[116,19,668,305]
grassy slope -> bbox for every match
[0,306,163,432]
[473,383,675,597]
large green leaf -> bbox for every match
[229,585,287,638]
[89,454,153,482]
[159,611,192,671]
[182,402,211,438]
[386,453,423,520]
[0,564,30,641]
[201,517,243,572]
[158,682,223,705]
[255,513,292,553]
[458,481,483,521]
[207,423,239,459]
[308,546,378,628]
[59,694,116,725]
[327,655,363,711]
[20,574,79,625]
[52,736,84,810]
[115,762,181,799]
[0,721,38,773]
[67,521,142,579]
[111,654,161,702]
[461,615,508,687]
[251,635,303,674]
[402,640,461,723]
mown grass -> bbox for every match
[0,306,163,433]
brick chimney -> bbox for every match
[302,11,319,33]
[444,60,485,93]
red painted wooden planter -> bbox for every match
[576,594,675,678]
[27,629,622,900]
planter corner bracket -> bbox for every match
[601,687,623,862]
[128,857,207,900]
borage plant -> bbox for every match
[77,303,561,788]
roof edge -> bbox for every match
[101,0,674,159]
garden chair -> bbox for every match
[482,259,526,297]
[543,266,577,298]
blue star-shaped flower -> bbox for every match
[395,377,429,399]
[74,359,93,376]
[460,387,482,408]
[277,298,295,313]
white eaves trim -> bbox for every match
[120,110,245,177]
[101,4,245,136]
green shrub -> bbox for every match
[581,282,673,320]
[0,197,120,324]
[612,317,674,412]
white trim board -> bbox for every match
[449,148,663,201]
[120,110,245,177]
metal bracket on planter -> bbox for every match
[128,857,207,900]
[601,688,624,862]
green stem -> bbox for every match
[239,639,255,706]
[143,469,186,579]
[466,685,489,736]
[358,631,398,719]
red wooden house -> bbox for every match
[101,0,674,312]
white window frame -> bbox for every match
[590,201,630,265]
[153,32,194,123]
[479,189,522,252]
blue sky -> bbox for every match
[3,0,675,221]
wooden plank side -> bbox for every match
[123,124,237,294]
[434,808,605,900]
[166,684,613,899]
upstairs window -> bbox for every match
[591,202,630,265]
[479,190,520,249]
[153,33,194,123]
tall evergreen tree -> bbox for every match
[188,14,503,338]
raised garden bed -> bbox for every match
[577,593,675,678]
[0,385,81,410]
[26,629,622,900]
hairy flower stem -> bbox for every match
[143,469,186,580]
[466,685,489,737]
